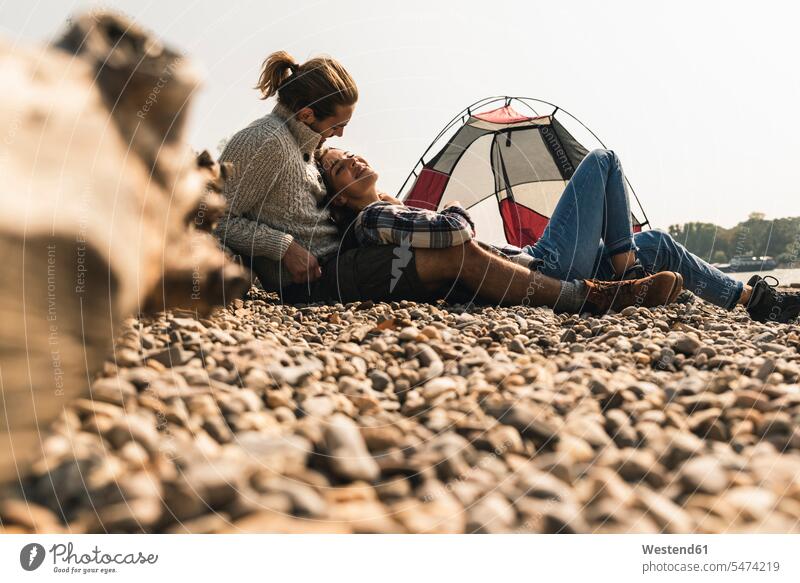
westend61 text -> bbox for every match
[642,544,708,555]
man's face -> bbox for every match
[308,103,355,141]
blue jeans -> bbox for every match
[524,149,744,310]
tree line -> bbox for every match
[667,213,800,266]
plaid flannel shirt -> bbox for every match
[354,200,476,248]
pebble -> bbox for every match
[0,499,63,532]
[679,456,729,494]
[324,414,380,482]
[104,415,161,457]
[90,377,136,406]
[368,370,392,391]
[191,456,248,506]
[467,494,516,533]
[420,325,442,340]
[617,449,665,487]
[636,486,693,533]
[422,377,458,402]
[147,345,195,367]
[670,333,701,356]
[661,430,705,468]
[392,481,465,533]
[399,327,421,341]
[495,403,561,444]
[302,396,336,418]
[509,338,526,353]
[237,433,311,474]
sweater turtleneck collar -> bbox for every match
[272,102,323,157]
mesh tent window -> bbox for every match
[398,96,649,247]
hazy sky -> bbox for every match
[4,0,799,228]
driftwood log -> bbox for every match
[0,12,249,482]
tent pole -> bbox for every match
[397,96,507,198]
[626,178,651,230]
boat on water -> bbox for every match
[715,256,777,273]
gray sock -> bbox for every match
[556,279,589,313]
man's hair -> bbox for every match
[256,51,358,119]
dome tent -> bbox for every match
[398,96,649,248]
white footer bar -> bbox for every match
[1,534,797,582]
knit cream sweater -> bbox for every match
[215,103,340,289]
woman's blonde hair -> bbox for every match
[255,51,358,119]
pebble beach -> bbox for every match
[2,289,800,534]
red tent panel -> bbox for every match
[499,199,550,247]
[472,106,533,125]
[404,168,450,211]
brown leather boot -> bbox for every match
[582,272,684,314]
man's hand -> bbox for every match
[283,241,322,283]
[379,192,404,206]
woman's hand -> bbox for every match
[283,241,322,283]
[378,192,404,206]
